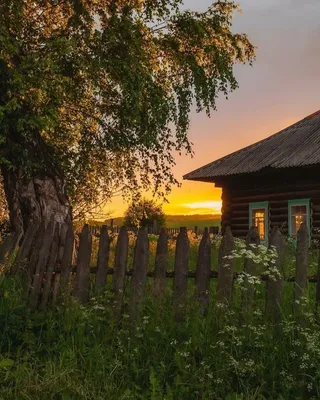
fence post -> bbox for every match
[94,225,110,293]
[25,221,46,297]
[265,227,285,323]
[28,218,55,311]
[153,220,158,235]
[57,222,75,298]
[73,224,92,304]
[11,222,39,276]
[216,226,235,306]
[112,227,129,321]
[153,228,168,298]
[51,222,67,304]
[295,223,309,313]
[195,227,211,314]
[173,227,189,322]
[39,224,60,311]
[242,227,260,310]
[129,228,149,322]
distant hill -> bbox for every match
[106,214,221,229]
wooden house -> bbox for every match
[184,110,320,241]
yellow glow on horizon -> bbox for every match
[181,201,222,213]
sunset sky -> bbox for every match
[106,0,320,218]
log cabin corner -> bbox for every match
[183,110,320,241]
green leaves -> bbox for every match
[0,0,255,214]
[0,359,14,369]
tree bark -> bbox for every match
[1,166,71,233]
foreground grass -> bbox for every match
[1,274,320,400]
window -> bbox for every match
[288,199,310,238]
[249,202,269,241]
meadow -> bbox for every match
[105,214,221,230]
[1,231,320,399]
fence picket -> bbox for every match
[112,227,129,321]
[129,228,149,321]
[242,227,260,310]
[94,225,110,293]
[57,223,68,264]
[265,227,285,323]
[39,224,60,310]
[51,222,68,304]
[173,227,189,322]
[295,223,309,309]
[58,222,75,297]
[153,228,168,298]
[9,220,320,326]
[28,218,55,310]
[216,226,235,306]
[73,225,92,304]
[195,227,211,313]
[12,222,39,276]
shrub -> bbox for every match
[124,198,166,229]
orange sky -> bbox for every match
[104,0,320,218]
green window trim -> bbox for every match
[249,201,269,242]
[288,199,311,237]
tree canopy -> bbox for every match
[0,0,255,226]
[124,198,166,228]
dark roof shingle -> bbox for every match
[183,110,320,182]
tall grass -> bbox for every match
[1,234,320,399]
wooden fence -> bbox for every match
[2,220,319,322]
[87,224,219,236]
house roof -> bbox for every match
[183,110,320,182]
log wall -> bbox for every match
[218,167,320,239]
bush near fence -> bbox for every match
[1,219,318,324]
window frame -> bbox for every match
[249,201,269,242]
[288,199,311,238]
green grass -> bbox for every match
[1,282,320,398]
[1,237,320,399]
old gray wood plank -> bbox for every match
[94,225,110,293]
[112,226,129,321]
[216,226,235,307]
[11,222,39,276]
[153,228,168,298]
[129,228,149,321]
[173,227,189,322]
[59,222,75,296]
[73,225,92,304]
[28,218,55,310]
[39,224,60,310]
[195,227,211,313]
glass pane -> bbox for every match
[252,208,265,240]
[291,204,307,237]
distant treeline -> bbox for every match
[84,214,221,229]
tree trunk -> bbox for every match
[1,166,71,233]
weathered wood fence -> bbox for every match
[1,220,319,322]
[87,224,219,237]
